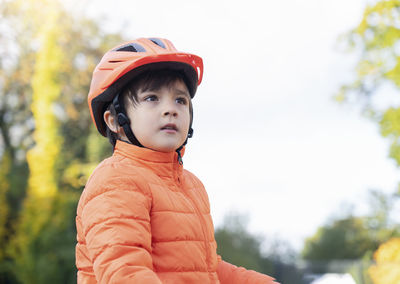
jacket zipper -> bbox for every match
[173,162,213,280]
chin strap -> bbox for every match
[112,94,143,147]
[176,127,193,165]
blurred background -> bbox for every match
[1,0,400,283]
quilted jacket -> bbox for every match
[75,140,277,283]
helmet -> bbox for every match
[88,37,204,137]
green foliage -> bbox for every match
[0,151,11,260]
[302,190,399,282]
[302,190,399,261]
[7,192,79,284]
[338,0,400,174]
[303,217,377,261]
[347,256,374,284]
[0,0,123,282]
[215,214,268,272]
[380,107,400,164]
[215,213,304,284]
[337,3,400,281]
[0,146,28,283]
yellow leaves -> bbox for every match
[334,86,347,104]
[14,8,65,266]
[347,1,400,168]
[373,0,400,15]
[1,1,122,281]
[369,238,400,284]
[355,0,400,50]
[357,59,381,77]
[343,0,400,104]
[380,27,400,48]
[384,56,400,87]
[374,238,400,262]
[380,107,400,137]
[378,107,400,166]
[62,161,97,188]
[26,145,58,197]
[26,6,63,198]
[356,4,372,36]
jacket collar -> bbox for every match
[113,140,184,177]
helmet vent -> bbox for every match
[115,43,146,52]
[149,38,166,49]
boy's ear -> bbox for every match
[104,110,119,133]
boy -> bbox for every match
[76,37,278,283]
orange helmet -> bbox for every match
[88,37,204,136]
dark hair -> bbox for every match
[105,69,193,149]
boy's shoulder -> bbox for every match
[183,168,205,189]
[81,155,151,204]
[89,152,157,178]
[87,155,134,181]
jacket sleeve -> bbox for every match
[216,256,279,284]
[81,176,162,284]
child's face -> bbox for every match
[126,79,191,152]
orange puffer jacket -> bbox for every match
[76,140,277,284]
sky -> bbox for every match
[79,0,400,251]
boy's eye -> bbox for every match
[176,97,188,105]
[144,95,158,102]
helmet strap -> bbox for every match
[175,103,194,164]
[112,94,144,147]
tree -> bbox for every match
[338,1,400,283]
[215,213,304,284]
[301,190,399,284]
[7,2,68,282]
[215,213,268,272]
[302,190,398,262]
[0,0,123,282]
[302,216,377,262]
[337,0,400,167]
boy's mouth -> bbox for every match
[161,123,178,132]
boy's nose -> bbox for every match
[162,101,178,117]
[163,109,178,117]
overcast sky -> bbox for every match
[80,0,399,251]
